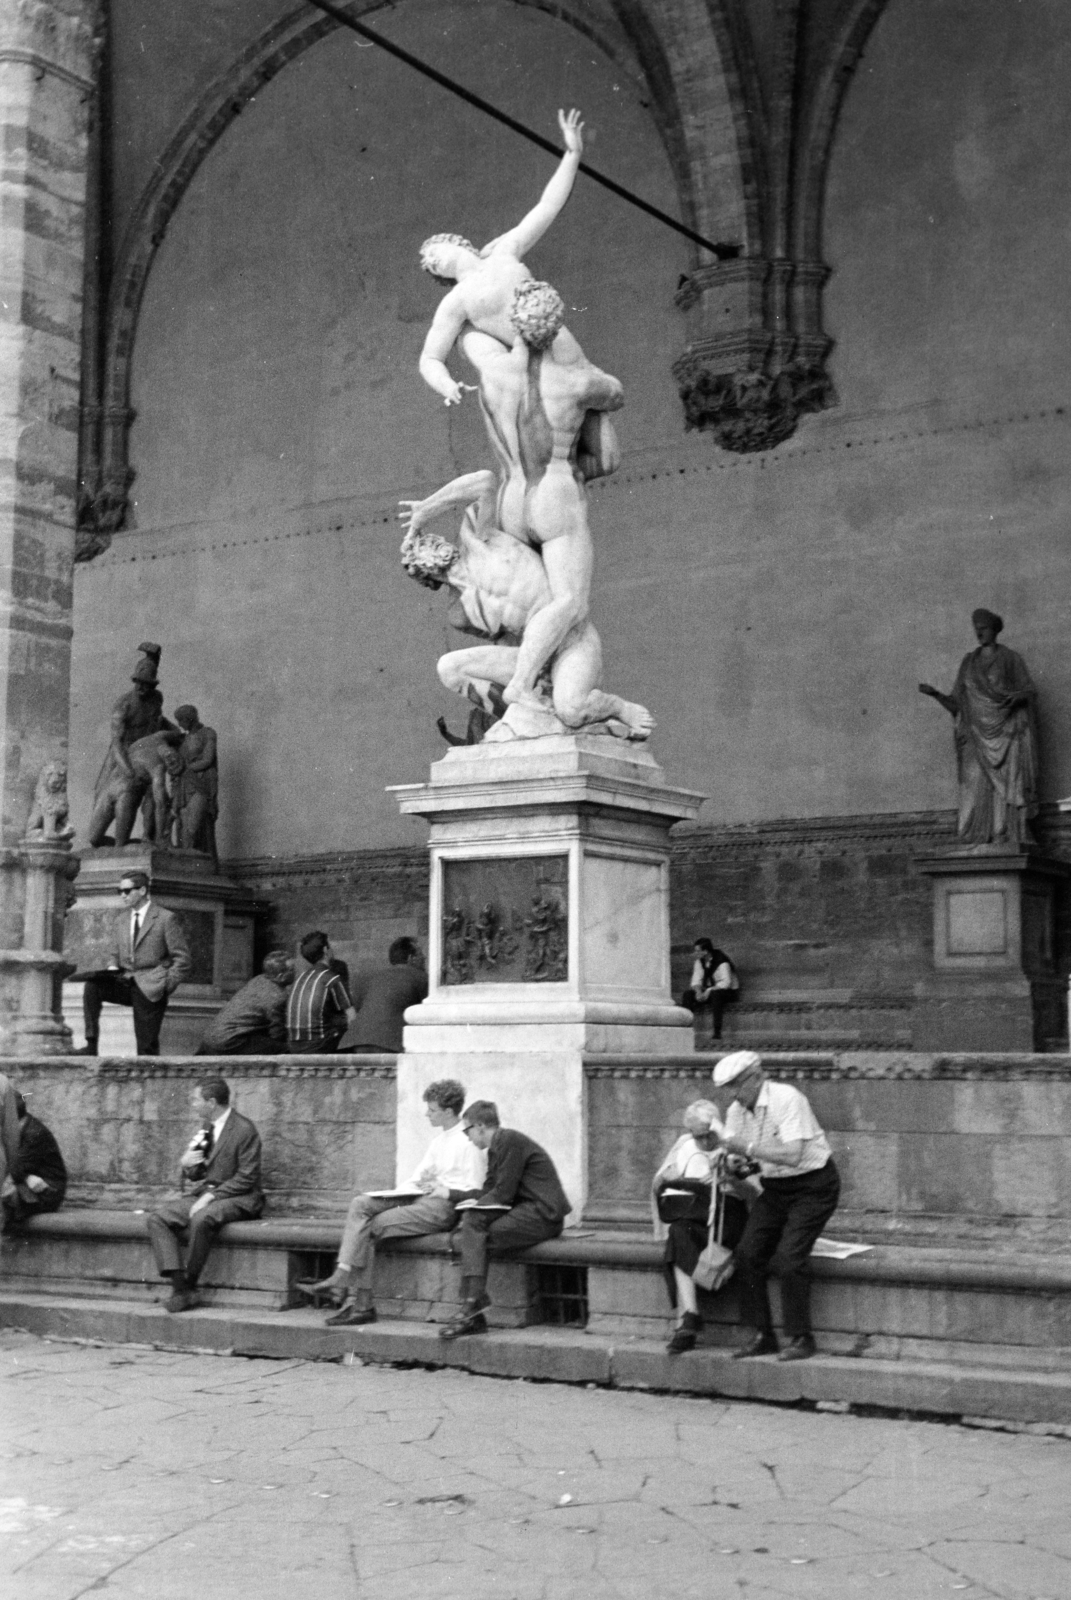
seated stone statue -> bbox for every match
[919,609,1039,847]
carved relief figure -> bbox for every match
[443,906,476,984]
[919,610,1039,847]
[524,892,568,981]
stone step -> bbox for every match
[2,1291,1071,1428]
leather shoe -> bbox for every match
[293,1277,345,1306]
[778,1335,816,1362]
[74,1043,98,1056]
[164,1289,201,1314]
[439,1310,488,1341]
[731,1330,779,1359]
[666,1311,701,1355]
[325,1302,377,1328]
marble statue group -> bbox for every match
[401,109,653,744]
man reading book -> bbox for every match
[297,1078,484,1327]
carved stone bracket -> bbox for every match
[76,405,136,562]
[673,258,836,452]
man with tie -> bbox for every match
[145,1076,265,1313]
[79,870,192,1056]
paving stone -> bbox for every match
[4,1327,1071,1599]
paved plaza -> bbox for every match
[1,1329,1068,1600]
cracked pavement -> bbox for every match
[1,1330,1068,1599]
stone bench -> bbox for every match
[5,1209,1071,1368]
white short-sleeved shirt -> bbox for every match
[724,1080,831,1178]
[411,1122,486,1193]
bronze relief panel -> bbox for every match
[441,856,568,985]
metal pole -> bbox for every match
[304,0,738,261]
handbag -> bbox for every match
[692,1162,736,1293]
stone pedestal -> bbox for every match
[914,847,1071,1051]
[61,845,258,1055]
[391,737,703,1215]
[0,837,79,1056]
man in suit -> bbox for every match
[439,1100,571,1341]
[145,1076,264,1313]
[80,870,192,1056]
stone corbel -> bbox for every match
[76,404,135,562]
[672,258,836,453]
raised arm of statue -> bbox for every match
[482,110,583,260]
[918,682,958,716]
[398,470,498,539]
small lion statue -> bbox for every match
[26,760,75,840]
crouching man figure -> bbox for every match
[712,1051,840,1362]
[297,1079,485,1327]
[440,1100,571,1341]
[145,1077,264,1313]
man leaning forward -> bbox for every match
[440,1101,571,1341]
[297,1079,485,1327]
[713,1050,840,1362]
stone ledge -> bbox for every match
[17,1210,1071,1293]
[583,1050,1071,1079]
[1,1053,398,1078]
[3,1293,1071,1425]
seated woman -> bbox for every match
[681,937,740,1040]
[652,1100,748,1353]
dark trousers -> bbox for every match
[84,972,169,1056]
[286,1027,346,1055]
[734,1159,840,1339]
[145,1193,263,1287]
[457,1203,564,1291]
[195,1032,285,1056]
[682,988,737,1039]
[2,1183,64,1233]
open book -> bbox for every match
[363,1183,426,1200]
[454,1199,511,1211]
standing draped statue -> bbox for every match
[919,609,1039,847]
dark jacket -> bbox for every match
[182,1109,264,1213]
[11,1114,67,1199]
[477,1128,571,1222]
[349,962,428,1051]
[109,901,193,1002]
[200,974,288,1051]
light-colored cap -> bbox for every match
[712,1050,762,1087]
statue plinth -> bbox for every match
[391,736,704,1216]
[913,846,1071,1051]
[0,836,79,1057]
[61,844,259,1056]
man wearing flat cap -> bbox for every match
[711,1050,839,1362]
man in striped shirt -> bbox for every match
[285,932,356,1053]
